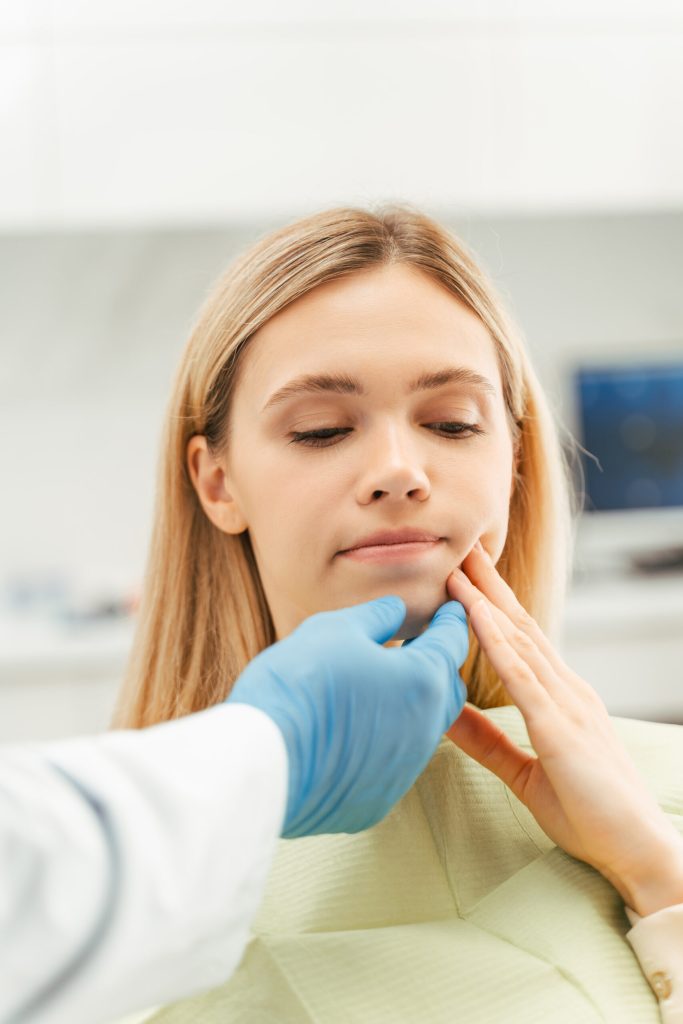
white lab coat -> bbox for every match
[0,702,288,1024]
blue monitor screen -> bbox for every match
[574,362,683,512]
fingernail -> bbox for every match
[474,540,490,560]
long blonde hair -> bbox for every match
[112,205,577,729]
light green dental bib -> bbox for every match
[147,704,683,1023]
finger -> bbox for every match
[447,567,570,703]
[340,594,407,645]
[446,703,537,803]
[463,593,556,719]
[462,546,601,704]
[462,543,572,679]
[403,601,470,725]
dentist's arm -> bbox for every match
[0,593,469,1024]
[0,703,287,1024]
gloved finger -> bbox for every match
[443,673,469,730]
[337,594,407,645]
[416,601,471,727]
[408,600,470,671]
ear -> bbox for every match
[186,435,248,535]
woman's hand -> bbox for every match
[445,541,683,917]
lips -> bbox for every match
[340,528,443,553]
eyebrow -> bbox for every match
[261,365,497,413]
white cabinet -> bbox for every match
[560,572,683,724]
[0,618,132,742]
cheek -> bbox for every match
[480,451,515,544]
[450,445,513,522]
[485,462,514,510]
[247,460,334,556]
[485,469,514,531]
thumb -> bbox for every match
[410,600,470,727]
[339,594,407,645]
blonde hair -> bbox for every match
[112,205,577,729]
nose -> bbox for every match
[354,422,431,505]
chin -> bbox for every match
[394,612,433,641]
[389,587,450,641]
[329,574,455,639]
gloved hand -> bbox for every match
[226,595,469,838]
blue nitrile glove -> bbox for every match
[226,595,469,838]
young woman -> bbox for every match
[112,206,683,1023]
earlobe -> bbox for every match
[186,434,248,535]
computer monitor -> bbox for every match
[576,361,683,511]
[569,356,683,571]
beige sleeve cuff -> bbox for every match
[625,902,683,1023]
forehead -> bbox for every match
[235,264,502,406]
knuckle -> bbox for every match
[580,679,608,713]
[515,607,536,630]
[515,663,538,687]
[512,628,536,652]
[488,630,509,651]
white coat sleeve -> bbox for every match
[625,903,683,1023]
[0,702,288,1024]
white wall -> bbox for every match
[1,0,683,227]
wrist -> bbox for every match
[605,830,683,918]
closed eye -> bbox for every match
[289,422,484,448]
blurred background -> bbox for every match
[1,1,682,740]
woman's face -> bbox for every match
[188,264,516,642]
